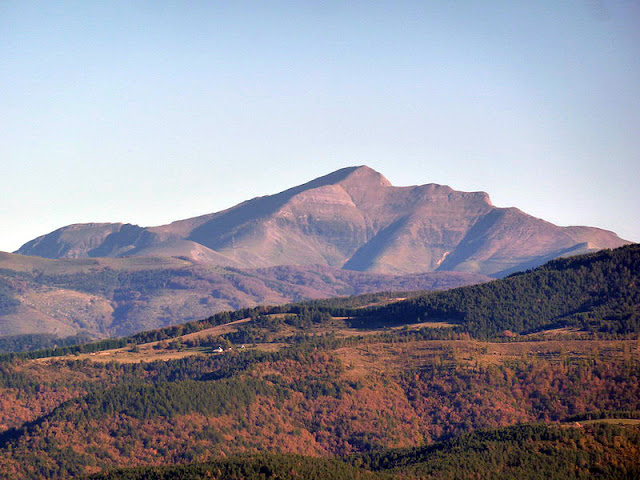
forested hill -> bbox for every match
[358,244,640,336]
[354,423,640,479]
[5,244,637,361]
[101,243,640,348]
[86,423,640,480]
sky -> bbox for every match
[2,1,639,253]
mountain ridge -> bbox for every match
[16,166,629,276]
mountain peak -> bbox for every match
[291,165,391,192]
[339,165,392,188]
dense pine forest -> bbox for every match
[0,245,638,479]
[360,244,640,336]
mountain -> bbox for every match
[0,251,488,340]
[16,166,629,277]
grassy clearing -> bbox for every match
[524,326,589,339]
[33,345,207,364]
[44,336,636,367]
[331,319,456,337]
[336,338,640,377]
[353,297,407,309]
[179,318,251,341]
[27,310,640,367]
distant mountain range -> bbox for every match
[15,166,629,277]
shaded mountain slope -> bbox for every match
[15,166,629,276]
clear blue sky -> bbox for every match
[2,1,639,252]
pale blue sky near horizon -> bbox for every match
[2,1,639,252]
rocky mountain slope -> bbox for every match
[17,166,629,277]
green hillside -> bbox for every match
[357,244,640,336]
[123,243,640,345]
[361,423,640,479]
[126,243,640,343]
